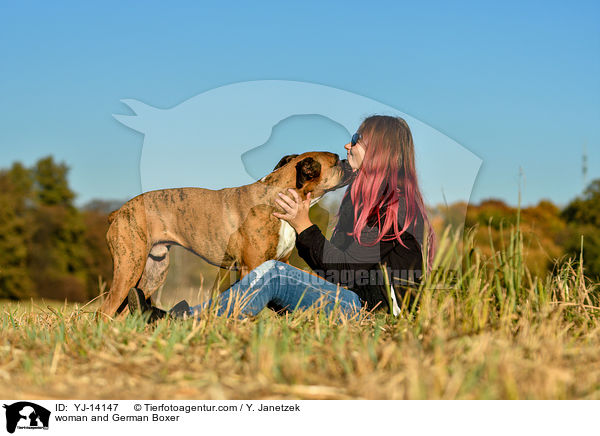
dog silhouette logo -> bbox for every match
[2,402,50,433]
[114,80,482,270]
[114,80,481,211]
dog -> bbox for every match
[98,151,354,317]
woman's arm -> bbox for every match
[273,189,412,289]
[295,223,397,278]
[273,189,397,274]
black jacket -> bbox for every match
[296,186,424,312]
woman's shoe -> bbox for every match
[127,288,167,322]
[169,300,192,319]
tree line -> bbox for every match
[0,157,117,301]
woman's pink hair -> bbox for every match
[348,115,436,269]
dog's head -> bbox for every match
[266,151,354,198]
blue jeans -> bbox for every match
[188,260,362,318]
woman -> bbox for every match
[128,115,435,320]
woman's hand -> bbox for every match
[272,188,313,234]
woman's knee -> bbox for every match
[251,260,278,277]
[248,260,289,290]
[257,259,289,272]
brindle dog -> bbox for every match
[99,152,353,317]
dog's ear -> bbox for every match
[295,157,321,189]
[273,154,299,171]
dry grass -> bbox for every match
[1,222,599,400]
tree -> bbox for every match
[81,207,114,296]
[0,157,117,301]
[562,179,600,228]
[561,179,600,281]
[26,157,90,300]
[32,156,75,206]
[0,171,33,299]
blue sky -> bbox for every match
[0,0,598,208]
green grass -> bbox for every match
[1,222,599,399]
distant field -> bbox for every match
[1,225,599,400]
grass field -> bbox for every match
[1,220,599,400]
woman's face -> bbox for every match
[344,138,366,172]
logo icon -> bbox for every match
[3,402,50,434]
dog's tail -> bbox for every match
[108,210,119,224]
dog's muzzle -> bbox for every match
[329,159,355,191]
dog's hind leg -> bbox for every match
[99,214,149,318]
[137,244,171,304]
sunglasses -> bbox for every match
[351,132,362,147]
